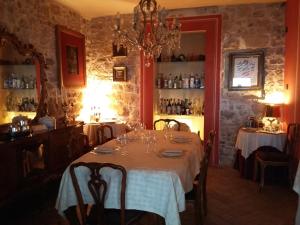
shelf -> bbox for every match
[156,87,204,90]
[155,114,203,118]
[2,87,35,90]
[156,60,204,65]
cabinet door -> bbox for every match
[0,144,18,202]
[47,127,72,173]
[69,125,85,160]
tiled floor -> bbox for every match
[2,166,298,225]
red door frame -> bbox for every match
[140,15,221,165]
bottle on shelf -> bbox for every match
[178,74,183,89]
[189,73,195,89]
[168,73,173,89]
[164,75,168,89]
[173,76,178,89]
[171,99,177,114]
[176,99,181,115]
[195,74,200,89]
[183,74,189,89]
[200,72,205,88]
[166,99,172,115]
[156,73,163,89]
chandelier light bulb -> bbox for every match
[113,0,181,66]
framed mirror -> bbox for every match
[0,25,47,125]
[228,50,265,91]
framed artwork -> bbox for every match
[56,25,86,88]
[113,66,127,81]
[112,43,127,57]
[228,50,264,91]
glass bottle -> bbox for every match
[178,74,183,89]
[168,73,173,89]
[173,76,178,89]
[190,73,195,89]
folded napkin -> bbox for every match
[93,146,114,154]
[171,136,192,143]
[161,149,183,157]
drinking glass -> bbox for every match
[115,134,128,155]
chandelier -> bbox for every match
[113,0,181,66]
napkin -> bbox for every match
[161,149,183,157]
[93,146,114,154]
[171,136,192,143]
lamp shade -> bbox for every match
[265,105,281,117]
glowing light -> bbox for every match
[264,91,285,105]
[232,78,251,87]
[76,77,118,123]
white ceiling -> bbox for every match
[54,0,285,19]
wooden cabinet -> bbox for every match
[0,123,87,206]
[0,143,18,203]
[47,125,85,173]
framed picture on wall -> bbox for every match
[56,25,86,88]
[113,66,127,82]
[228,50,264,91]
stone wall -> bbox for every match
[0,0,87,121]
[168,3,285,165]
[85,15,141,122]
[1,1,285,165]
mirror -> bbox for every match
[228,50,265,91]
[0,25,47,125]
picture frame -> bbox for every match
[113,66,127,82]
[112,43,127,57]
[56,25,86,88]
[228,50,264,91]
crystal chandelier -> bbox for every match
[113,0,181,66]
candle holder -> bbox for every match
[61,101,73,126]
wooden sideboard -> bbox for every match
[0,123,89,207]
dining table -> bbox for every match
[55,129,203,225]
[83,121,127,146]
[234,127,286,178]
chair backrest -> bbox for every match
[153,119,180,131]
[196,140,212,195]
[206,130,216,160]
[69,162,127,225]
[96,124,114,145]
[284,123,299,155]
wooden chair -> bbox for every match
[65,162,144,225]
[254,123,299,190]
[153,119,180,131]
[192,140,213,225]
[202,130,216,215]
[96,124,114,145]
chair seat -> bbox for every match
[256,149,289,162]
[87,207,145,225]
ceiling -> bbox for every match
[55,0,285,19]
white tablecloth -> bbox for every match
[83,122,127,146]
[55,130,203,225]
[235,128,287,159]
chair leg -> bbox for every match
[259,163,266,191]
[288,164,293,188]
[203,179,207,216]
[253,158,258,182]
[194,188,203,225]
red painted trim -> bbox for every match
[140,15,221,165]
[56,25,86,88]
[35,59,41,100]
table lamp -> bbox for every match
[264,105,281,131]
